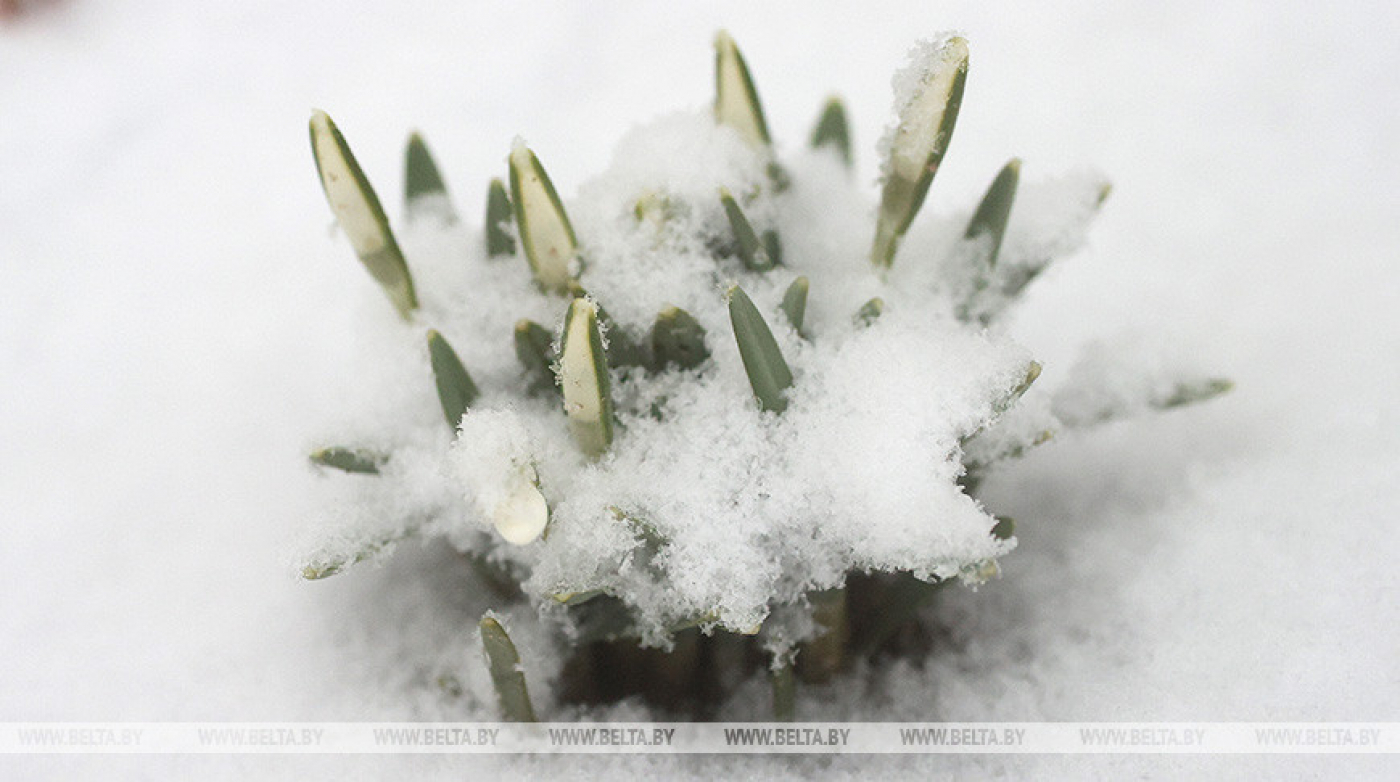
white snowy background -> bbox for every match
[2,0,1396,778]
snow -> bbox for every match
[296,94,1051,647]
[2,0,1398,779]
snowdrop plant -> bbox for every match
[302,31,1228,720]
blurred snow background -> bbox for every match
[1,0,1396,778]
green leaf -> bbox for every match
[982,175,1113,318]
[809,95,852,167]
[991,516,1015,540]
[551,589,606,606]
[957,361,1046,484]
[479,615,538,722]
[403,131,457,224]
[651,306,710,370]
[762,228,783,267]
[509,143,579,293]
[728,285,793,413]
[780,276,809,334]
[514,319,557,395]
[962,429,1056,488]
[559,298,614,457]
[309,110,418,319]
[566,282,649,369]
[1154,378,1234,410]
[309,447,385,475]
[772,660,796,722]
[956,175,1113,328]
[714,30,771,148]
[992,361,1041,418]
[427,330,479,429]
[1055,375,1233,429]
[964,158,1021,270]
[854,296,884,326]
[799,588,848,684]
[485,177,516,258]
[608,505,667,549]
[871,37,969,269]
[300,523,420,580]
[602,320,648,370]
[719,188,776,271]
[1097,182,1114,206]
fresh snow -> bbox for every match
[304,100,1037,647]
[2,0,1397,779]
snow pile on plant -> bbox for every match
[296,30,1228,717]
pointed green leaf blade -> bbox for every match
[965,158,1021,269]
[514,319,557,395]
[427,330,479,429]
[551,589,606,606]
[403,131,457,224]
[1154,378,1234,410]
[779,276,809,334]
[599,315,648,369]
[854,296,884,326]
[479,615,538,722]
[559,298,614,457]
[509,143,578,293]
[1097,182,1114,207]
[762,228,783,267]
[985,175,1114,316]
[485,177,516,258]
[719,188,775,271]
[309,110,418,319]
[714,30,771,148]
[728,285,793,413]
[809,95,852,167]
[300,522,421,580]
[566,283,649,369]
[992,360,1041,418]
[309,447,385,475]
[651,306,710,370]
[871,36,969,269]
[960,361,1051,466]
[963,429,1055,478]
[1054,365,1233,429]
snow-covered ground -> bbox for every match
[2,0,1396,778]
